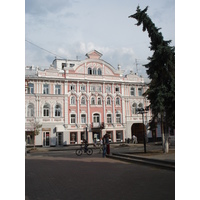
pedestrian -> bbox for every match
[106,135,110,155]
[102,134,107,158]
[99,138,103,153]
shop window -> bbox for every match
[70,132,77,144]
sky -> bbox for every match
[25,0,175,77]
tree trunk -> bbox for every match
[164,133,169,153]
[161,115,165,152]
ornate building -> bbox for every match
[25,50,153,147]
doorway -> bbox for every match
[43,132,50,146]
[131,123,146,143]
[57,132,63,146]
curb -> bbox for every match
[107,153,175,171]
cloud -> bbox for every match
[25,0,72,16]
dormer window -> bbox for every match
[62,63,66,70]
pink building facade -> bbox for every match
[25,50,153,147]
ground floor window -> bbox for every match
[116,131,123,142]
[26,131,34,145]
[57,132,63,146]
[70,132,77,144]
[93,132,101,143]
[43,132,50,146]
[106,131,113,142]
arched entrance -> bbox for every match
[131,123,146,143]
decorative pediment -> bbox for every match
[85,50,103,59]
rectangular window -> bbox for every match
[107,114,112,123]
[106,86,111,93]
[116,114,121,123]
[81,114,86,124]
[62,63,66,70]
[130,87,135,96]
[71,114,76,124]
[115,86,120,93]
[43,84,49,94]
[28,83,34,94]
[96,86,102,92]
[138,88,143,96]
[90,86,95,92]
[70,85,75,91]
[80,85,86,92]
[55,85,61,94]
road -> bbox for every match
[26,147,175,200]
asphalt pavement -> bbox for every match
[26,143,175,200]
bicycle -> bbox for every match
[76,145,93,156]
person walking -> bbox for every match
[102,134,107,158]
[99,138,103,153]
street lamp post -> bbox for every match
[137,107,149,153]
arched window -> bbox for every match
[43,104,50,117]
[71,96,76,105]
[93,113,100,123]
[27,103,34,117]
[97,97,102,105]
[88,67,92,75]
[81,96,86,105]
[138,103,143,109]
[116,97,120,105]
[106,97,111,105]
[97,68,102,75]
[132,103,137,114]
[93,68,97,75]
[91,96,95,105]
[55,104,61,117]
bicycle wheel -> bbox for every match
[76,149,82,156]
[86,148,93,155]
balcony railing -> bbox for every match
[91,122,104,129]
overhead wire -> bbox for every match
[25,39,66,60]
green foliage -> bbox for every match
[129,6,175,130]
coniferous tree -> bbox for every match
[129,6,175,152]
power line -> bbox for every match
[25,39,66,59]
